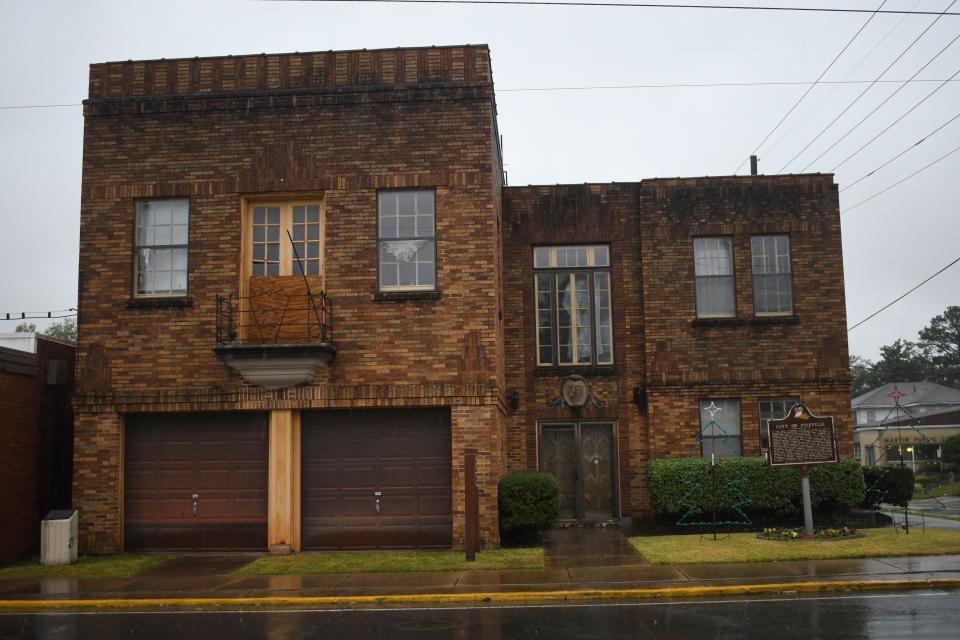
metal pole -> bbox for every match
[800,471,814,536]
[464,448,479,562]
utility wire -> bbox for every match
[800,29,960,172]
[278,0,960,16]
[732,0,888,175]
[1,309,78,321]
[759,0,924,162]
[848,255,960,332]
[840,110,960,192]
[844,142,960,212]
[831,65,960,171]
[777,0,957,173]
[0,103,81,110]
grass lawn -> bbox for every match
[926,481,960,498]
[630,529,960,565]
[235,547,544,576]
[0,554,171,580]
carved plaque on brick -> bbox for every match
[767,404,838,467]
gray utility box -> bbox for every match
[41,510,78,565]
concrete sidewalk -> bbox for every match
[2,554,960,609]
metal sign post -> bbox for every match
[799,466,814,536]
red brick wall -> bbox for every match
[0,338,75,562]
[0,368,42,562]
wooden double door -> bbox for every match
[539,421,619,522]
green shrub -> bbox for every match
[498,471,560,545]
[647,457,865,521]
[808,459,867,516]
[861,466,915,509]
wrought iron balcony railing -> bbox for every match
[215,288,333,347]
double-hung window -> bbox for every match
[758,396,800,450]
[693,237,735,318]
[534,245,613,367]
[134,199,189,297]
[751,235,792,315]
[378,190,436,291]
[700,399,741,458]
[250,202,323,277]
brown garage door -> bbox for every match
[301,409,452,550]
[124,412,268,551]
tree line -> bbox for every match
[850,305,960,397]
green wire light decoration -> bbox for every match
[676,401,752,529]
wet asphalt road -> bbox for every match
[1,589,958,639]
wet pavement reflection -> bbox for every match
[1,589,957,639]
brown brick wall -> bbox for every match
[74,45,506,552]
[502,176,851,520]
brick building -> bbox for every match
[0,333,75,562]
[73,44,851,554]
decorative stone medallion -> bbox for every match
[548,375,604,409]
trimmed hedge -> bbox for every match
[498,471,560,545]
[861,466,915,509]
[647,457,865,521]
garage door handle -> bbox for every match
[374,490,382,514]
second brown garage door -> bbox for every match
[301,409,452,550]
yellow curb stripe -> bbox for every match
[1,578,959,610]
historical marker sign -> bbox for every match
[767,404,838,467]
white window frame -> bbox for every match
[533,245,613,367]
[751,234,793,316]
[133,198,189,298]
[693,237,735,318]
[699,398,742,458]
[377,190,437,292]
[758,396,800,451]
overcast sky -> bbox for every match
[1,0,958,360]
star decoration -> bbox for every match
[703,401,723,419]
[887,386,907,407]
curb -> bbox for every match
[1,578,958,610]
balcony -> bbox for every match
[213,287,335,389]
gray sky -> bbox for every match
[1,0,958,361]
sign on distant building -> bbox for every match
[767,404,838,467]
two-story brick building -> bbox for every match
[73,44,851,554]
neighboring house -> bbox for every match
[73,44,852,554]
[852,382,960,468]
[0,333,75,563]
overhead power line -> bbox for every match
[1,309,78,322]
[731,0,888,175]
[840,110,960,192]
[844,142,960,213]
[831,65,960,171]
[848,255,960,332]
[800,29,960,172]
[758,0,924,162]
[279,0,960,16]
[777,0,958,173]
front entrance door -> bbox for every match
[539,422,618,522]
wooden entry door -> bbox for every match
[539,422,618,522]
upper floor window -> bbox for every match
[699,398,741,458]
[378,190,436,291]
[250,202,322,277]
[751,235,792,315]
[693,237,734,318]
[134,199,188,297]
[534,245,613,367]
[758,396,800,450]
